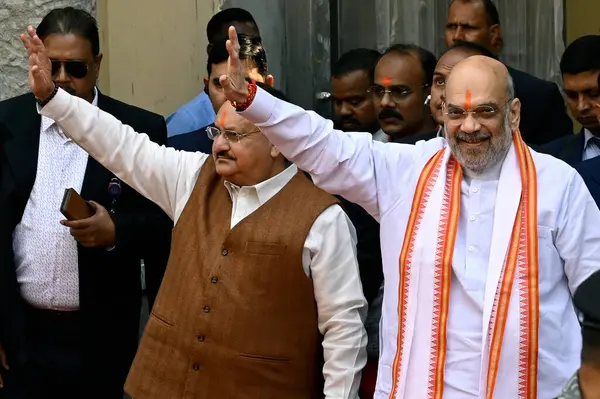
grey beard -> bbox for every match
[445,112,513,175]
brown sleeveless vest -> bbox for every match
[125,159,338,399]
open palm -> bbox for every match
[20,25,54,101]
[219,26,250,105]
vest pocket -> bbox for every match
[238,352,291,363]
[150,311,175,327]
[245,241,287,256]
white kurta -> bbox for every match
[233,88,600,398]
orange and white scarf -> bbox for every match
[389,131,539,399]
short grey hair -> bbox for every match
[506,73,515,100]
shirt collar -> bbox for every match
[41,87,99,133]
[224,164,299,205]
[372,129,390,143]
[584,129,600,149]
[436,125,444,137]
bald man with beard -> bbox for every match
[213,29,600,398]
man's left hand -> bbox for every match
[61,201,116,248]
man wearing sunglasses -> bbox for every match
[371,44,439,144]
[0,7,171,399]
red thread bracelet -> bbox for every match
[232,79,257,112]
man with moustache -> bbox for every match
[370,44,438,144]
[331,48,381,134]
[217,27,600,398]
[430,41,496,135]
[445,0,572,145]
[0,8,171,399]
[542,35,600,166]
[21,25,368,398]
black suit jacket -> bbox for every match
[0,92,172,389]
[507,66,572,146]
[575,157,600,209]
[395,129,438,144]
[167,123,214,153]
[539,130,585,166]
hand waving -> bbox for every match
[20,25,55,101]
[219,26,250,105]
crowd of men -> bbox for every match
[0,0,600,398]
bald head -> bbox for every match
[446,55,513,110]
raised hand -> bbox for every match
[20,25,54,101]
[219,26,250,105]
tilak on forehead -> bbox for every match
[382,76,392,85]
[465,90,472,109]
[219,109,227,127]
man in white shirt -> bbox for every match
[209,28,599,398]
[21,26,367,399]
[1,9,171,399]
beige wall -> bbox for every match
[96,0,222,116]
[565,0,600,45]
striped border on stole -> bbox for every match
[427,157,462,399]
[516,133,539,398]
[486,132,539,399]
[390,149,445,398]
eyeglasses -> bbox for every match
[51,60,89,79]
[443,100,513,124]
[368,84,430,103]
[206,126,261,143]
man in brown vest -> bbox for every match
[20,26,368,398]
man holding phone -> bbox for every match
[0,8,171,399]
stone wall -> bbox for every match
[0,0,96,101]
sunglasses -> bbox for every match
[51,60,89,79]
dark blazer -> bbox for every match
[167,123,214,153]
[395,129,438,144]
[575,157,600,208]
[507,66,572,146]
[539,130,585,167]
[0,92,172,394]
[0,124,26,367]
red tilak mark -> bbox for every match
[382,77,391,85]
[465,90,472,109]
[219,109,227,127]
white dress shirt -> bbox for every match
[230,87,600,399]
[582,129,600,161]
[13,89,98,310]
[39,88,368,399]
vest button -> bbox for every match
[221,248,228,256]
[192,363,200,371]
[203,306,210,313]
[197,335,205,342]
[211,276,218,284]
